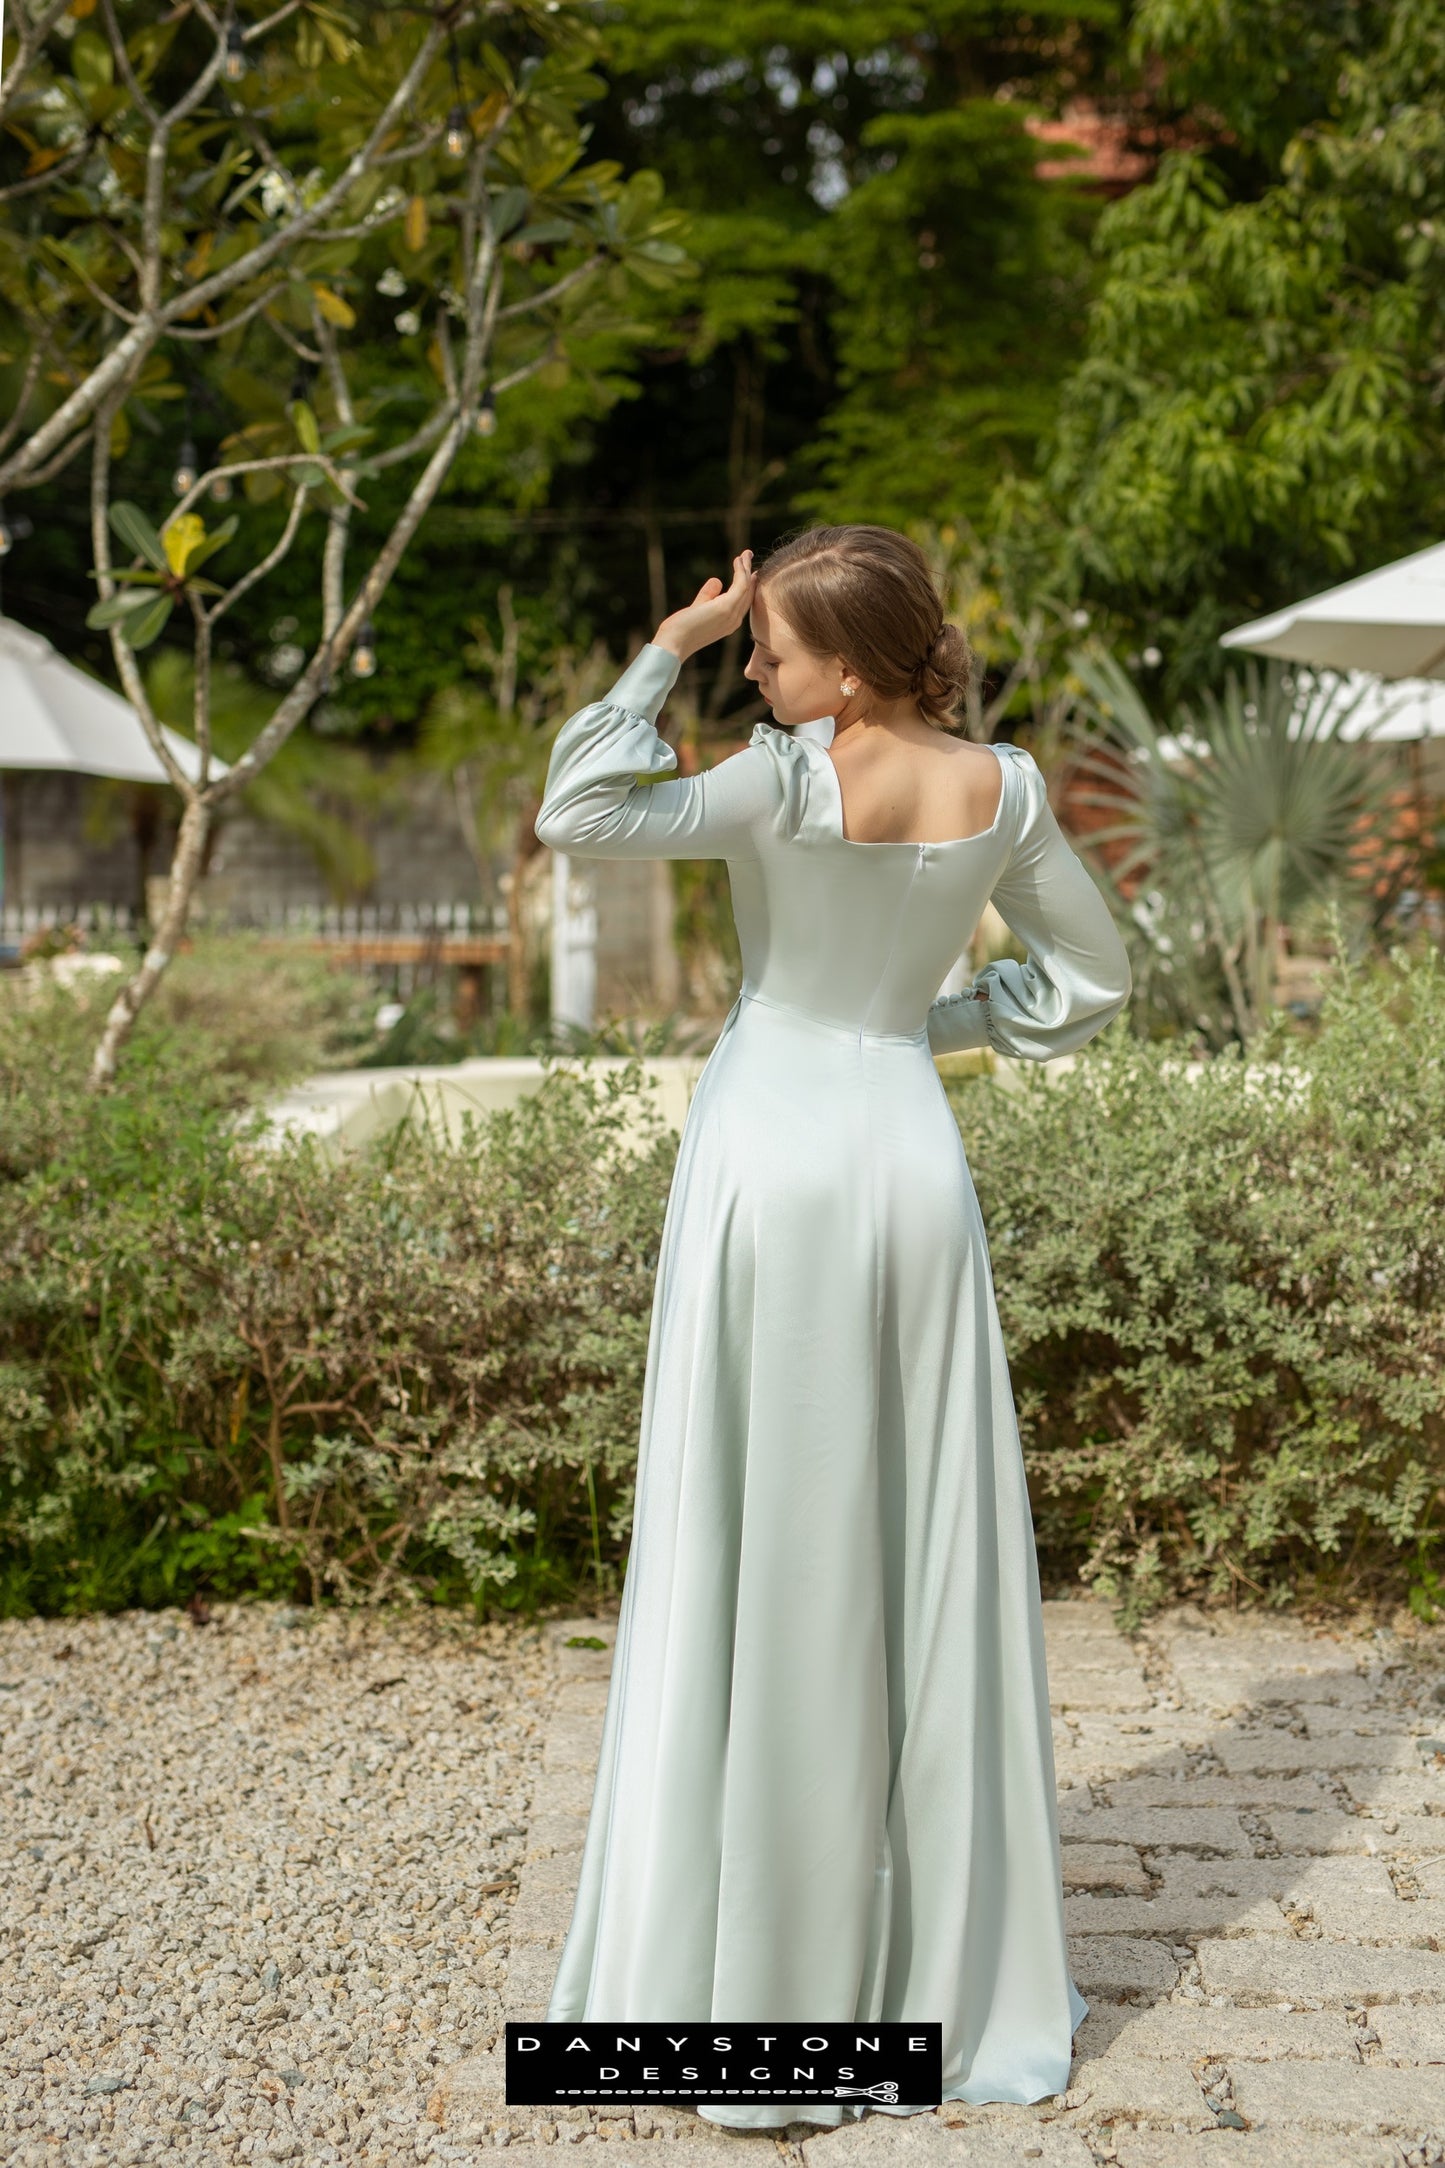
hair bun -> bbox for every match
[911,622,972,715]
[755,522,975,728]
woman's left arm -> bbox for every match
[927,746,1133,1061]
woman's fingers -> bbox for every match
[721,551,755,621]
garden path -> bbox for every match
[6,1598,1445,2165]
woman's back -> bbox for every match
[822,726,1004,847]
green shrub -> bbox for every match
[958,942,1445,1627]
[0,1027,675,1617]
[3,930,1443,1626]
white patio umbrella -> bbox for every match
[0,613,225,784]
[1154,669,1445,761]
[0,612,226,926]
[1220,539,1445,681]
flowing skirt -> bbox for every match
[544,988,1088,2127]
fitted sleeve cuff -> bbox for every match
[609,642,683,725]
[926,989,993,1057]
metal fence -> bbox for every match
[0,898,517,1010]
[0,898,510,938]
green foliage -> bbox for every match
[4,935,1444,1626]
[0,1043,676,1620]
[1022,0,1445,675]
[1065,652,1400,1044]
[957,941,1445,1627]
[556,2,1121,642]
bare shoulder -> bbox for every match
[925,732,1008,824]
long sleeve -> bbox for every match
[927,746,1132,1061]
[534,643,773,860]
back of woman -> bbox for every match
[531,522,1132,2129]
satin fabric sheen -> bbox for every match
[531,644,1132,2129]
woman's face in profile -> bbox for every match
[743,585,847,729]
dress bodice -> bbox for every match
[534,643,1132,1059]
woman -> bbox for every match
[532,523,1132,2130]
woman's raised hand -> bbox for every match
[652,551,756,662]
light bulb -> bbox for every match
[0,508,11,558]
[172,439,198,496]
[224,27,246,82]
[209,474,233,503]
[351,620,378,679]
[474,388,496,437]
[445,105,470,159]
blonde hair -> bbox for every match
[757,523,973,729]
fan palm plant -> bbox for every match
[1064,649,1398,1046]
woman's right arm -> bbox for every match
[926,746,1132,1061]
[534,553,767,861]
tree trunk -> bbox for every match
[89,794,211,1090]
[506,802,544,1021]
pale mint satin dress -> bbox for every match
[532,643,1132,2129]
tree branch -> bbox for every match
[0,342,48,460]
[493,252,604,322]
[0,0,76,128]
[215,405,475,799]
[0,6,466,493]
[166,281,290,342]
[0,141,91,204]
[100,0,159,128]
[205,482,313,631]
[168,452,367,523]
[89,380,193,799]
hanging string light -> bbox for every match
[172,394,198,497]
[474,384,497,437]
[223,19,247,83]
[351,619,378,679]
[444,32,471,159]
[210,473,233,503]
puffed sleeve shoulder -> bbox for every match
[533,645,778,861]
[927,745,1132,1061]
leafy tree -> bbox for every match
[554,1,1124,687]
[0,0,686,1083]
[1022,0,1445,681]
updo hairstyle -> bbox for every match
[756,523,974,730]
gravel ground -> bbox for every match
[0,1600,553,2166]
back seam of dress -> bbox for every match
[859,842,927,1049]
[858,842,926,2026]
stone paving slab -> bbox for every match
[798,2121,1096,2163]
[1060,1844,1155,1893]
[1114,2139,1406,2168]
[1372,2005,1445,2063]
[1061,1806,1257,1852]
[1195,1938,1445,2004]
[1074,2002,1357,2061]
[1230,2060,1445,2130]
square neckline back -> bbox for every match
[802,733,1010,851]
